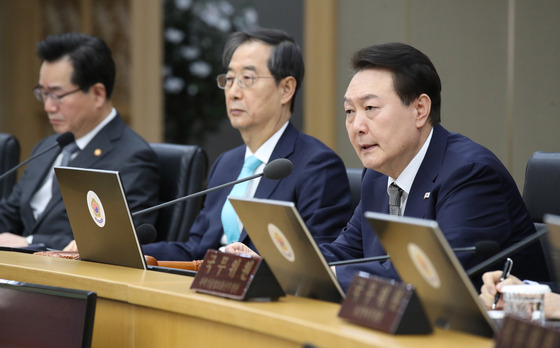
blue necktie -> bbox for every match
[221,155,262,244]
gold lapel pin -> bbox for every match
[94,148,102,157]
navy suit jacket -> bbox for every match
[143,122,353,261]
[0,113,160,249]
[321,124,548,291]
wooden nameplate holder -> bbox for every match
[191,249,285,301]
[495,315,560,348]
[338,272,432,334]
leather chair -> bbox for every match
[150,143,208,242]
[346,167,363,211]
[523,151,560,225]
[0,133,20,199]
[522,151,560,281]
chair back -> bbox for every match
[522,151,560,282]
[346,167,363,211]
[150,143,208,242]
[0,133,20,199]
[523,151,560,223]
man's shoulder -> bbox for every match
[102,114,153,150]
[444,131,503,166]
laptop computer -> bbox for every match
[229,197,345,303]
[365,212,497,338]
[56,167,198,276]
[55,167,148,269]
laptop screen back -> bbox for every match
[365,212,496,338]
[55,167,146,269]
[229,197,345,303]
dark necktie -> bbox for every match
[52,142,80,194]
[388,182,403,216]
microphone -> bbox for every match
[466,229,548,277]
[0,132,75,182]
[452,240,500,254]
[328,240,501,266]
[131,158,294,217]
[136,223,157,244]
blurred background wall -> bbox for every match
[1,0,558,189]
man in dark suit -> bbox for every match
[0,33,159,250]
[228,42,548,291]
[142,29,352,261]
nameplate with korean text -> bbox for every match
[495,315,560,348]
[338,273,432,334]
[191,249,284,301]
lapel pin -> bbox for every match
[424,192,430,199]
[94,148,102,157]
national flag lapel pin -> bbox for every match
[424,192,431,199]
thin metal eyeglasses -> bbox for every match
[216,74,275,89]
[33,86,82,105]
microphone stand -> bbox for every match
[0,143,59,182]
[132,173,263,217]
[466,228,548,278]
[329,255,390,266]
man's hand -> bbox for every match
[224,242,260,258]
[0,232,28,247]
[63,240,78,252]
[479,270,522,309]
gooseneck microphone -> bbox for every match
[0,131,75,182]
[452,240,501,254]
[328,240,501,267]
[466,229,548,277]
[132,158,294,217]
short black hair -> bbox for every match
[351,42,441,124]
[37,32,116,99]
[222,28,304,113]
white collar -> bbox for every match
[388,127,434,194]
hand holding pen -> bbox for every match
[492,257,513,309]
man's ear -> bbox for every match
[279,76,296,106]
[415,93,431,128]
[90,83,107,107]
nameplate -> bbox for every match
[338,273,432,334]
[191,249,284,301]
[495,315,560,348]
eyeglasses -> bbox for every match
[216,73,275,89]
[33,86,82,106]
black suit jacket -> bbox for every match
[0,113,160,249]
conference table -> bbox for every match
[0,251,493,347]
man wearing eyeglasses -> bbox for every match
[0,32,159,250]
[142,28,352,261]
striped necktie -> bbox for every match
[388,182,403,216]
[52,142,80,195]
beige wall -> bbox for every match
[0,0,162,162]
[332,0,560,189]
[2,0,559,189]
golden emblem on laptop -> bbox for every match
[86,190,106,228]
[408,243,441,289]
[268,223,295,262]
